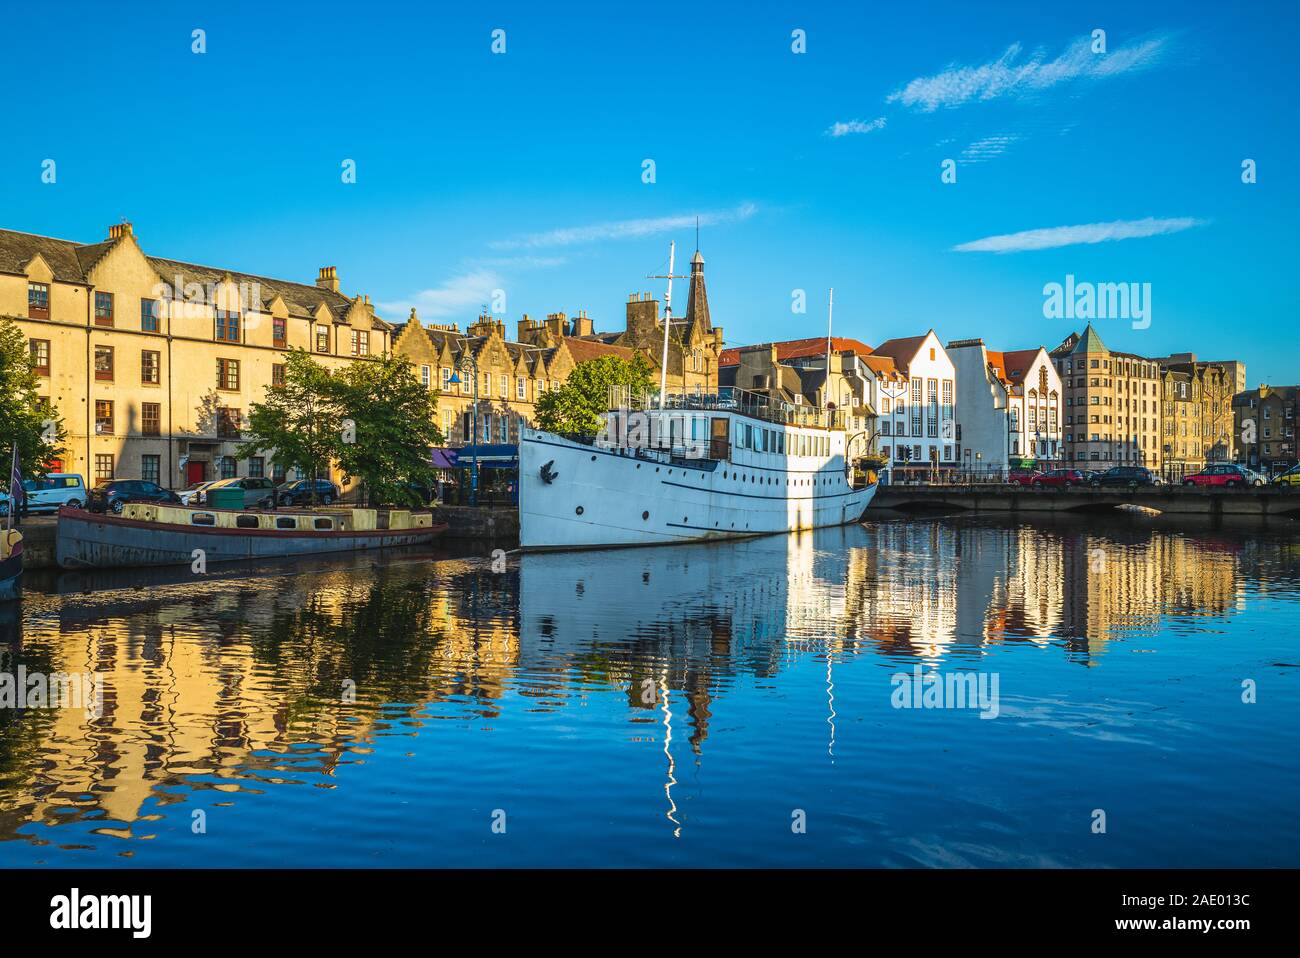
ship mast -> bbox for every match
[648,242,687,410]
[825,287,834,409]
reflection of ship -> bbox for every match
[520,396,876,550]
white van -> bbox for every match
[0,472,87,516]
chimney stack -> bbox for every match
[316,266,340,293]
[108,222,133,241]
[572,309,593,337]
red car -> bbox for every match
[1034,468,1086,488]
[1183,464,1264,488]
[1006,469,1044,486]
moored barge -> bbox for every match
[56,503,447,570]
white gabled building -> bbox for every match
[948,339,1064,473]
[869,330,958,478]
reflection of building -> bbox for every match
[3,222,393,487]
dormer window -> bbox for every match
[28,282,49,319]
[316,325,329,353]
[215,309,241,342]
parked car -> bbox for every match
[1035,469,1086,489]
[275,479,340,507]
[0,472,86,516]
[196,476,276,508]
[1183,464,1265,488]
[1273,463,1300,488]
[87,479,182,514]
[1006,469,1044,486]
[177,480,217,505]
[1090,466,1162,489]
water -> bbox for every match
[2,514,1298,868]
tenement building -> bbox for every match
[1157,358,1237,477]
[1050,325,1163,469]
[1234,385,1298,473]
[1,222,392,488]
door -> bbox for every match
[710,418,730,460]
[187,460,207,485]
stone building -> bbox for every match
[1234,385,1299,473]
[869,331,959,475]
[1,222,392,488]
[1158,360,1236,477]
[1050,325,1163,469]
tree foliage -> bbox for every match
[240,349,442,506]
[0,315,66,480]
[535,354,654,436]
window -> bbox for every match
[95,454,114,482]
[219,456,238,479]
[516,376,526,400]
[28,282,50,319]
[140,298,160,332]
[420,365,430,387]
[141,349,160,384]
[442,367,452,390]
[273,317,287,348]
[141,454,160,485]
[350,328,370,356]
[95,345,114,381]
[499,374,508,398]
[272,363,285,386]
[215,309,240,342]
[94,291,114,326]
[95,401,114,435]
[316,325,329,352]
[248,457,264,478]
[29,339,50,376]
[141,402,161,436]
[217,407,241,438]
[217,358,240,391]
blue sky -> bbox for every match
[2,1,1296,381]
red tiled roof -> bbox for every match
[987,347,1043,385]
[718,336,875,367]
[870,334,928,366]
[563,337,638,363]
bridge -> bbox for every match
[867,483,1300,518]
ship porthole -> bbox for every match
[642,510,649,520]
[590,455,597,461]
[575,506,584,515]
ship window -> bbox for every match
[235,515,259,529]
[314,518,334,530]
[642,511,649,520]
[276,517,298,530]
[575,506,584,515]
[191,513,216,526]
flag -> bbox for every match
[8,445,23,513]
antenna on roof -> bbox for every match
[695,215,700,251]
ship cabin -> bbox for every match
[596,387,868,488]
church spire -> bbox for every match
[684,247,710,333]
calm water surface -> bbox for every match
[2,514,1298,868]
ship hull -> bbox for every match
[56,508,448,570]
[0,551,21,602]
[519,428,875,551]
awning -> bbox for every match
[455,443,518,463]
[430,448,459,469]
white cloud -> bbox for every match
[961,133,1020,163]
[953,216,1204,254]
[491,202,758,250]
[890,34,1170,112]
[377,269,503,318]
[826,116,887,137]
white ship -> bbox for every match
[519,389,877,550]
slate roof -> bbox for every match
[0,226,390,329]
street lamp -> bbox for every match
[447,356,480,507]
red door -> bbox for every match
[187,461,207,485]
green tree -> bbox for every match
[535,354,654,436]
[0,316,66,483]
[329,353,443,506]
[239,350,338,503]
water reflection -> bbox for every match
[1,515,1298,867]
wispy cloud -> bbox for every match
[377,268,503,318]
[890,34,1171,112]
[953,216,1205,254]
[961,133,1020,163]
[491,202,757,250]
[826,116,887,137]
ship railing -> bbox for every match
[607,385,847,430]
